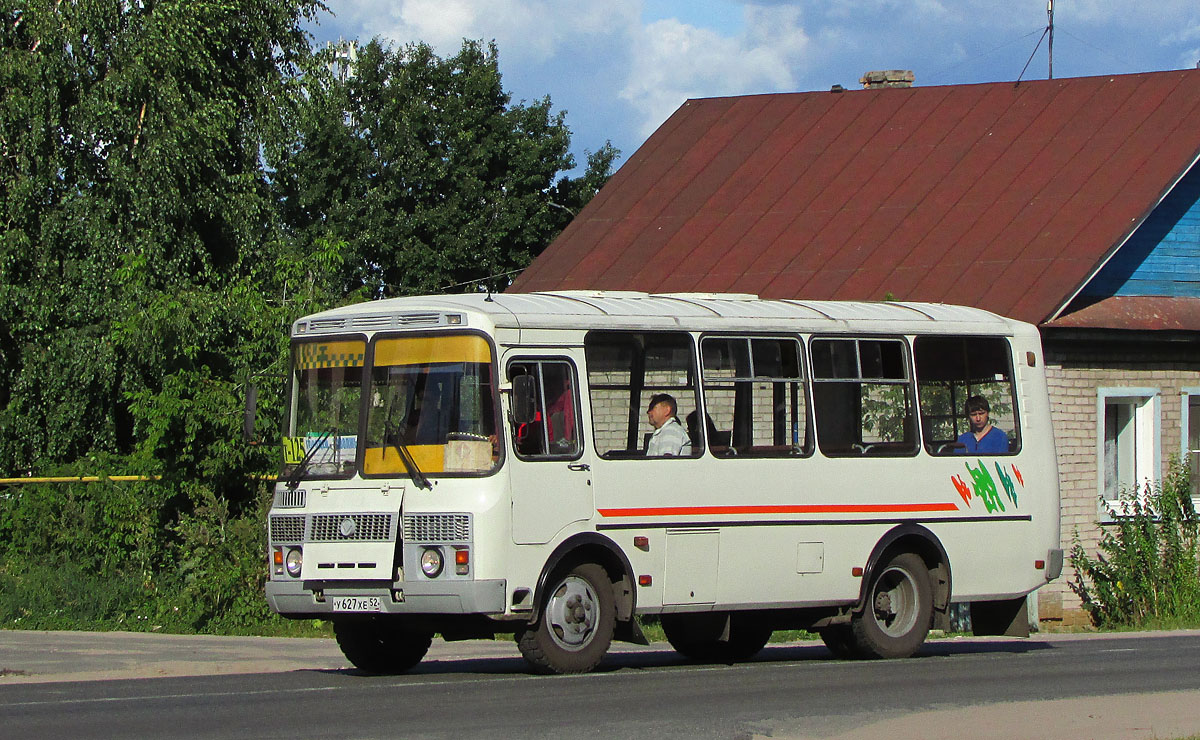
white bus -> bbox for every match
[262,291,1062,674]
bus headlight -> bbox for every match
[420,548,444,578]
[285,547,303,578]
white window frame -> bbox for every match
[1182,387,1200,503]
[1096,387,1160,516]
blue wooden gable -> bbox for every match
[1081,162,1200,299]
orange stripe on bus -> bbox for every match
[597,503,960,517]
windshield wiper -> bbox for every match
[388,431,432,490]
[285,430,332,490]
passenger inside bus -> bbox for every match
[955,395,1009,454]
[509,361,580,458]
[646,393,691,456]
[686,409,730,452]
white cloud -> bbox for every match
[619,5,810,138]
[310,0,1200,171]
[1064,0,1199,25]
[1164,23,1200,46]
[329,0,638,63]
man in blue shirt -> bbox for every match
[956,396,1009,454]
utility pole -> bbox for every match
[1047,0,1054,79]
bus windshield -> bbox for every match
[363,334,498,477]
[282,339,366,480]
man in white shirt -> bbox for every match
[645,393,692,457]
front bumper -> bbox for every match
[266,578,507,617]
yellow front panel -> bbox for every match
[363,445,446,475]
[373,335,491,367]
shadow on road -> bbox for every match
[312,636,1056,680]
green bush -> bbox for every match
[1070,458,1200,628]
[0,476,299,635]
[168,482,279,634]
[0,558,158,631]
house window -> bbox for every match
[1098,388,1160,508]
[1184,389,1200,501]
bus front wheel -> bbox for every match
[517,562,615,674]
[333,618,432,674]
[850,552,932,659]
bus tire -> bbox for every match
[333,618,432,674]
[662,613,773,662]
[818,625,857,659]
[517,562,615,674]
[850,552,932,659]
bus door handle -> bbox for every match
[568,462,591,472]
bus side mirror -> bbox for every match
[244,382,259,444]
[511,375,537,425]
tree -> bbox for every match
[0,0,322,477]
[0,7,615,631]
[272,38,616,297]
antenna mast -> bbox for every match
[1047,0,1054,79]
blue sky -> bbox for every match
[307,1,1200,174]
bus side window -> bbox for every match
[701,336,811,457]
[507,360,581,459]
[810,337,917,457]
[913,336,1020,456]
[584,331,702,459]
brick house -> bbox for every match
[513,69,1200,624]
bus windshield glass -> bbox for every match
[363,334,498,477]
[282,339,366,480]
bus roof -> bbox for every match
[294,291,1029,337]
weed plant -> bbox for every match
[1070,458,1200,628]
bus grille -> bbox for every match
[269,515,305,543]
[274,489,306,508]
[309,513,393,542]
[396,312,442,327]
[403,513,471,543]
[306,318,347,331]
[350,315,393,329]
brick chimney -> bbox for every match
[860,70,914,89]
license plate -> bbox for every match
[331,596,382,612]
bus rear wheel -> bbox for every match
[333,618,432,674]
[662,613,773,662]
[850,552,932,659]
[517,562,615,674]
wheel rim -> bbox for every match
[870,564,919,638]
[545,574,599,651]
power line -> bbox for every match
[922,28,1045,85]
[1056,28,1138,70]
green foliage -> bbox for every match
[0,5,613,634]
[0,558,159,631]
[271,38,610,297]
[0,477,293,634]
[169,482,276,632]
[1070,458,1200,628]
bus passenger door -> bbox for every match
[506,356,595,545]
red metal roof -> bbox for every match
[1042,296,1200,331]
[513,70,1200,327]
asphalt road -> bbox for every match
[2,630,1200,739]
